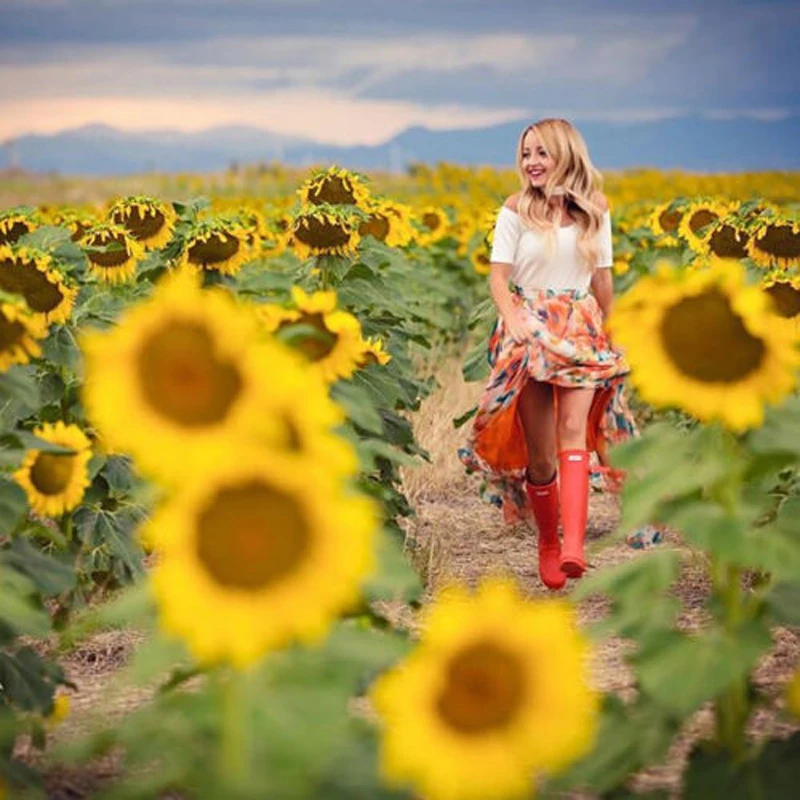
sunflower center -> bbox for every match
[294,217,352,250]
[0,220,31,245]
[113,207,166,242]
[309,176,357,205]
[660,289,766,383]
[765,283,800,319]
[294,312,337,361]
[359,215,390,242]
[709,225,748,259]
[0,257,65,313]
[196,481,310,591]
[756,225,800,259]
[422,212,441,231]
[0,315,25,350]
[188,234,240,268]
[436,642,525,734]
[30,453,75,495]
[688,209,718,233]
[137,321,243,427]
[658,208,681,233]
[87,234,130,268]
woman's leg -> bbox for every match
[554,386,596,578]
[517,378,557,483]
[517,379,565,590]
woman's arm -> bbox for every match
[489,263,534,344]
[590,268,613,322]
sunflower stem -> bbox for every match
[220,668,250,792]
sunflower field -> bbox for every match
[0,163,798,799]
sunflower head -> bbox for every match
[80,222,145,284]
[761,270,800,337]
[747,215,800,269]
[356,336,391,367]
[0,207,41,246]
[609,258,800,431]
[371,579,598,800]
[648,199,687,245]
[298,165,372,209]
[147,453,377,666]
[0,245,77,324]
[290,204,362,260]
[47,207,99,242]
[700,213,750,260]
[178,218,251,276]
[0,293,48,370]
[413,205,451,246]
[108,195,177,250]
[470,245,492,276]
[678,198,738,252]
[13,421,92,517]
[358,199,415,248]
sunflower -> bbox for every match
[481,206,502,249]
[414,206,450,247]
[47,207,99,242]
[263,287,370,383]
[81,269,337,485]
[0,295,48,370]
[608,259,800,431]
[291,205,362,260]
[677,198,737,252]
[761,271,800,338]
[470,245,492,276]
[108,195,177,250]
[298,165,371,209]
[356,336,392,367]
[648,199,687,247]
[177,218,251,276]
[371,579,598,800]
[612,252,633,276]
[358,199,414,247]
[747,217,800,269]
[0,245,77,324]
[0,207,40,246]
[146,452,377,666]
[13,421,92,517]
[699,214,750,260]
[80,223,145,284]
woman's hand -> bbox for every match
[503,309,536,344]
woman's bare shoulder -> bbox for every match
[590,190,609,212]
[503,192,521,213]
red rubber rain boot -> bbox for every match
[526,473,566,590]
[558,449,590,578]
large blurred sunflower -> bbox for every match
[14,422,92,517]
[80,223,145,284]
[298,165,371,209]
[108,195,177,250]
[147,452,377,666]
[371,579,598,800]
[0,295,48,370]
[177,218,251,276]
[81,269,329,484]
[291,205,362,260]
[608,259,800,431]
[0,245,77,324]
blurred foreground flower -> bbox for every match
[371,579,598,800]
[608,258,800,431]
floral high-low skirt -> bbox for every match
[458,285,640,527]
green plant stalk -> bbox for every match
[710,433,751,760]
[219,669,250,791]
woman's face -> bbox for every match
[521,128,556,188]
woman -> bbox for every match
[458,118,645,591]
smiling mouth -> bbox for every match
[528,170,545,178]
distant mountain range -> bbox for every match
[2,114,799,175]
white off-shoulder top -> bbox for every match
[489,206,613,291]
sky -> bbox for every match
[1,0,798,146]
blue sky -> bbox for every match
[1,0,797,144]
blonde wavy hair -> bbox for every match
[515,118,606,270]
